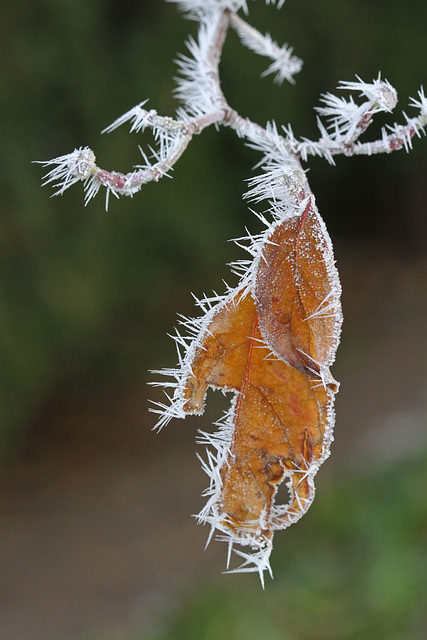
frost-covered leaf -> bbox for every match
[174,198,342,581]
[255,199,342,382]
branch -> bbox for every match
[287,78,427,164]
[37,8,232,209]
[38,3,426,208]
[37,108,226,209]
[229,12,302,84]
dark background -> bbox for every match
[1,1,427,639]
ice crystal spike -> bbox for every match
[338,75,398,113]
[38,147,96,196]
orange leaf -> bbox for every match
[255,199,341,379]
[179,198,341,578]
[154,196,342,581]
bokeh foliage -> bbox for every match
[1,0,426,458]
[145,454,427,640]
[70,451,427,640]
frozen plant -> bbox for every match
[38,0,426,586]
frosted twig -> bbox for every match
[38,9,426,204]
[37,109,225,209]
[229,12,302,84]
[290,77,427,164]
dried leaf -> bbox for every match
[152,195,342,581]
[255,199,342,380]
[179,197,342,578]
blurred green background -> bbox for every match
[1,1,427,639]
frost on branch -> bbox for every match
[292,75,427,163]
[37,0,425,584]
[38,2,426,204]
[229,12,302,84]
